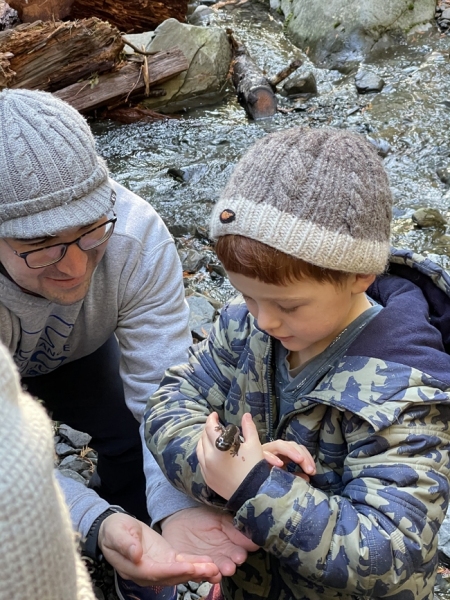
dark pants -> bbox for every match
[22,336,149,523]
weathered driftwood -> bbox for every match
[70,0,188,34]
[54,48,189,112]
[0,19,124,91]
[99,106,173,124]
[269,59,303,90]
[8,0,73,22]
[227,29,277,120]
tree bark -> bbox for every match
[0,19,124,91]
[70,0,188,34]
[54,48,189,112]
[227,30,277,120]
[7,0,73,22]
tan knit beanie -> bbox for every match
[210,127,392,274]
[0,342,95,600]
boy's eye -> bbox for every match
[279,305,300,314]
[242,295,253,303]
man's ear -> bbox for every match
[352,273,376,294]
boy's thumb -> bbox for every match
[241,412,258,441]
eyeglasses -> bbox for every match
[8,214,117,269]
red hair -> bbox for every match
[214,235,349,286]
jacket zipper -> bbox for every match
[266,339,275,442]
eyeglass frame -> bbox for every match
[5,213,117,269]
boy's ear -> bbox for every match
[352,273,376,293]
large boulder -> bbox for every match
[131,19,232,113]
[278,0,435,69]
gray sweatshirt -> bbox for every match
[0,181,199,536]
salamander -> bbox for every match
[215,424,244,457]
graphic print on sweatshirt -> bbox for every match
[16,314,74,376]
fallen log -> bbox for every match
[227,29,277,120]
[8,0,73,22]
[70,0,188,34]
[99,106,173,124]
[0,19,124,91]
[54,48,189,112]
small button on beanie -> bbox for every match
[0,88,115,239]
[210,127,392,274]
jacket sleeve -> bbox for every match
[145,300,250,506]
[114,213,201,523]
[230,396,450,596]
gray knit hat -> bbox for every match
[210,127,392,274]
[0,88,115,239]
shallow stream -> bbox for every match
[91,0,450,302]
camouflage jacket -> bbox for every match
[145,249,450,600]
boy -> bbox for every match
[145,127,450,600]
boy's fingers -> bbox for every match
[204,413,220,443]
[240,412,258,441]
[262,450,284,467]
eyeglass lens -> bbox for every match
[25,220,115,268]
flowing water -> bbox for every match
[91,0,450,302]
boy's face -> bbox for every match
[227,271,376,365]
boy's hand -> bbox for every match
[197,413,264,500]
[262,440,316,481]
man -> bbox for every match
[0,88,257,600]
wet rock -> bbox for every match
[282,71,317,96]
[279,0,436,69]
[437,165,450,186]
[355,70,385,94]
[188,5,214,25]
[367,136,391,157]
[59,423,92,448]
[433,234,450,251]
[207,261,227,278]
[141,19,232,113]
[195,225,211,241]
[187,293,216,340]
[167,163,209,184]
[58,469,87,485]
[179,248,206,273]
[122,32,155,55]
[55,442,78,458]
[170,223,198,237]
[59,456,90,473]
[197,582,213,596]
[439,509,450,559]
[412,207,447,228]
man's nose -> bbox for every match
[55,243,88,277]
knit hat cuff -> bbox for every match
[0,176,115,239]
[210,197,390,274]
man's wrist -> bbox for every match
[82,507,128,562]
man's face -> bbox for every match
[0,217,109,305]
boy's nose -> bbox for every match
[255,307,281,333]
[55,243,88,278]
